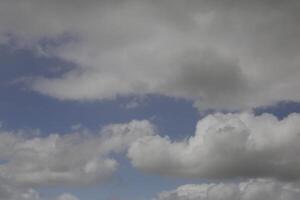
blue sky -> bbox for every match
[1,1,300,200]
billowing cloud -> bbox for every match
[128,112,300,180]
[0,120,154,187]
[0,0,300,110]
[155,179,300,200]
[1,112,300,198]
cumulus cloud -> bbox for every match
[155,179,300,200]
[0,0,299,110]
[0,120,154,188]
[128,112,300,180]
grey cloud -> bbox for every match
[0,120,155,199]
[0,120,154,187]
[0,0,299,109]
[155,179,300,200]
[54,193,80,200]
[128,112,300,181]
[161,48,250,109]
[0,180,79,200]
[0,179,40,200]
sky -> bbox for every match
[1,0,300,200]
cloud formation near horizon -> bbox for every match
[2,113,300,199]
[155,179,300,200]
[0,120,154,199]
[0,0,300,110]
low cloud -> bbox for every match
[54,193,79,200]
[0,180,79,200]
[0,120,155,199]
[2,112,300,198]
[155,179,300,200]
[128,112,300,180]
[0,181,40,200]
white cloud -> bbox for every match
[0,120,155,188]
[155,179,300,200]
[1,111,300,198]
[128,112,300,180]
[0,120,156,199]
[0,0,299,110]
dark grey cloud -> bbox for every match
[0,0,299,110]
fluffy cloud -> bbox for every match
[0,0,300,110]
[0,120,154,188]
[128,112,300,180]
[155,179,300,200]
[1,111,300,199]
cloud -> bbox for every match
[0,120,155,187]
[128,112,300,180]
[1,111,300,198]
[0,178,79,200]
[0,180,80,200]
[0,0,300,110]
[0,180,40,200]
[0,120,156,199]
[155,179,300,200]
[55,193,80,200]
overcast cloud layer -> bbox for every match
[155,179,300,200]
[0,0,300,110]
